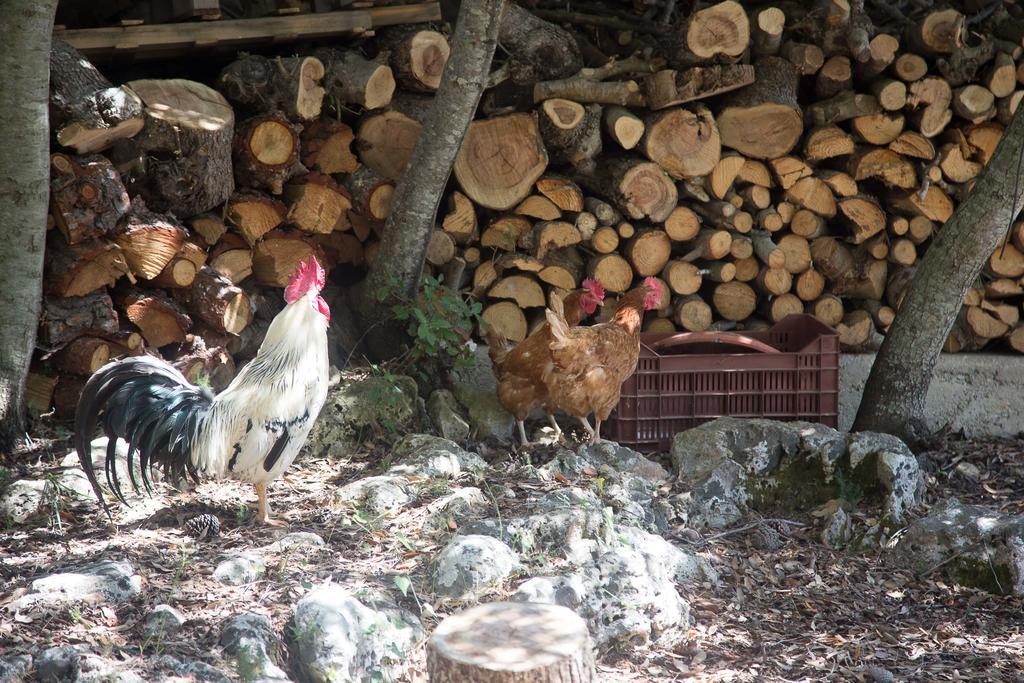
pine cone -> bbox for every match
[753,522,783,551]
[184,513,221,539]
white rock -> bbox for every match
[7,560,141,612]
[213,554,265,586]
[386,434,486,478]
[432,534,521,599]
[334,475,415,517]
[220,613,289,681]
[0,479,49,524]
[144,604,186,639]
[265,532,325,553]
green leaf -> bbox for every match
[393,574,412,597]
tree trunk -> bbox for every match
[0,0,58,450]
[349,0,503,359]
[853,107,1024,445]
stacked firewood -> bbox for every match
[29,0,1024,418]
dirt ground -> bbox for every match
[2,424,1024,682]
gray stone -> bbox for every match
[0,479,49,524]
[308,374,418,456]
[0,654,32,682]
[426,389,471,442]
[575,442,670,483]
[36,646,144,683]
[463,505,607,557]
[386,434,486,478]
[422,487,490,536]
[152,655,232,683]
[144,604,186,640]
[6,560,142,612]
[265,532,325,553]
[890,498,1024,595]
[220,613,290,681]
[451,384,515,442]
[432,534,521,599]
[821,507,852,549]
[214,554,265,586]
[670,418,922,528]
[334,475,415,517]
[512,575,587,610]
[291,586,421,683]
[448,344,498,393]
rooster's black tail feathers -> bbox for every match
[74,356,214,515]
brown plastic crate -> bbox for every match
[605,314,839,453]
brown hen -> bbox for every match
[542,277,661,444]
[486,279,605,444]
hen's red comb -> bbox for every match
[581,277,606,301]
[285,255,326,303]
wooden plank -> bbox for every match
[53,2,440,58]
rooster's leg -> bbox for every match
[517,420,530,446]
[255,482,285,526]
[547,414,563,439]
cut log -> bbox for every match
[251,230,323,287]
[808,91,880,127]
[498,2,583,84]
[314,48,395,110]
[662,206,700,242]
[887,185,955,222]
[790,209,826,239]
[763,292,803,323]
[122,288,192,348]
[838,195,886,244]
[780,41,825,75]
[591,226,620,254]
[683,229,732,262]
[532,79,645,108]
[785,177,836,217]
[285,173,352,234]
[151,240,206,289]
[233,112,304,195]
[811,236,887,299]
[819,170,859,198]
[25,372,58,415]
[454,113,548,211]
[172,338,236,392]
[441,191,478,245]
[427,602,595,682]
[225,192,287,245]
[907,77,953,138]
[624,229,671,277]
[601,106,645,151]
[870,78,908,111]
[642,65,755,110]
[172,266,252,336]
[538,248,583,290]
[850,112,905,144]
[804,126,855,162]
[209,233,254,284]
[538,99,602,173]
[737,159,774,187]
[906,216,934,244]
[858,299,896,328]
[816,56,852,100]
[703,260,736,283]
[752,7,785,57]
[300,118,359,175]
[966,305,1009,339]
[662,260,702,295]
[888,131,936,160]
[472,261,499,294]
[355,107,423,181]
[750,230,786,269]
[981,299,1020,328]
[997,91,1024,125]
[837,309,875,349]
[49,153,130,245]
[732,255,760,281]
[489,275,545,308]
[115,79,234,218]
[888,238,917,266]
[741,185,771,210]
[482,301,528,343]
[795,268,826,301]
[669,1,750,66]
[217,53,325,121]
[587,253,633,293]
[938,143,982,183]
[808,293,844,326]
[190,213,227,247]
[481,215,532,251]
[755,266,792,296]
[891,53,929,82]
[709,154,746,200]
[952,85,996,123]
[865,234,889,259]
[537,176,584,212]
[426,230,457,267]
[344,166,395,223]
[641,105,721,179]
[581,158,677,222]
[778,234,811,274]
[674,294,713,331]
[769,156,812,190]
[713,281,757,321]
[906,8,963,55]
[716,57,803,159]
[617,223,636,240]
[848,148,916,189]
[858,34,900,81]
[38,291,119,351]
[112,199,188,280]
[49,39,144,154]
[381,27,450,92]
[988,243,1024,278]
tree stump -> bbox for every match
[427,602,595,683]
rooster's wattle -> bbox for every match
[74,256,331,525]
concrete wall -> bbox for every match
[840,354,1024,438]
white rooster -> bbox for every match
[74,255,330,525]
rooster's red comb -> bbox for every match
[581,277,606,301]
[285,255,326,303]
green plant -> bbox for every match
[193,371,212,389]
[367,364,406,434]
[375,273,483,378]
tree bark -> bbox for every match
[853,107,1024,446]
[349,0,503,359]
[0,0,59,450]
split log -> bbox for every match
[38,291,119,351]
[380,27,450,92]
[441,191,478,245]
[49,39,144,153]
[538,99,602,173]
[997,91,1024,125]
[189,214,227,247]
[525,221,581,259]
[314,48,395,109]
[113,199,188,280]
[603,106,645,150]
[804,126,855,162]
[285,173,352,234]
[225,192,287,245]
[151,240,206,289]
[938,143,982,183]
[172,338,236,391]
[848,148,916,189]
[785,177,836,217]
[737,159,774,187]
[300,118,359,175]
[489,275,546,308]
[482,301,528,343]
[837,309,877,349]
[769,156,812,189]
[49,153,130,245]
[454,113,548,211]
[209,233,254,284]
[355,107,423,181]
[850,112,905,144]
[233,113,305,195]
[515,195,561,221]
[811,236,887,300]
[709,154,746,200]
[314,231,364,269]
[481,215,532,251]
[121,288,192,348]
[115,79,234,218]
[888,131,936,160]
[819,170,859,198]
[887,185,955,222]
[25,373,58,415]
[251,230,324,287]
[641,105,721,178]
[988,243,1024,278]
[537,176,584,212]
[669,1,750,67]
[838,195,886,244]
[217,53,325,121]
[716,57,803,159]
[642,65,755,110]
[538,248,584,290]
[907,77,953,138]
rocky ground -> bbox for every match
[2,366,1024,682]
